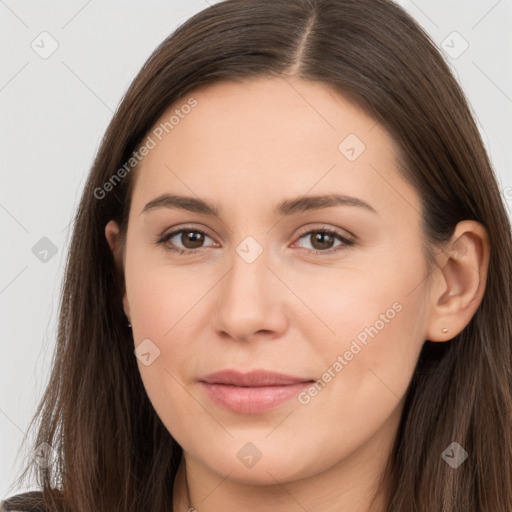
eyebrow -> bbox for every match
[141,193,377,217]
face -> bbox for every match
[107,77,433,486]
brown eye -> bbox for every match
[295,228,354,255]
[309,231,337,250]
[158,228,215,254]
[177,229,205,249]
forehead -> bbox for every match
[130,76,420,221]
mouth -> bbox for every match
[199,369,315,414]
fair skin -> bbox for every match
[105,77,489,512]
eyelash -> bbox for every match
[155,225,354,256]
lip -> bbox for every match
[199,369,314,414]
[200,369,313,386]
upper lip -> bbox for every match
[200,369,314,387]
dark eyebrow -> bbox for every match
[141,193,377,217]
[277,193,377,216]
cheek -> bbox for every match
[125,260,208,444]
[292,255,427,407]
[282,259,422,351]
[289,277,425,466]
[125,254,224,405]
[126,253,205,341]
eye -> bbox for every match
[156,227,217,255]
[155,226,354,256]
[293,228,354,255]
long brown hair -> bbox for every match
[4,0,511,510]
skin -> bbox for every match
[105,76,490,512]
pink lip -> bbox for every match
[199,369,314,414]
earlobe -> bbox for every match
[425,220,490,342]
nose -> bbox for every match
[211,244,289,343]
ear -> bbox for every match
[105,220,130,321]
[425,220,490,342]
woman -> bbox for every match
[2,0,511,510]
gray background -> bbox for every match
[1,0,511,498]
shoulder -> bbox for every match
[0,491,47,512]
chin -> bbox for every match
[195,441,319,486]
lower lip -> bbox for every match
[200,382,312,414]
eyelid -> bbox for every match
[158,223,216,241]
[294,223,355,241]
[159,223,354,241]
